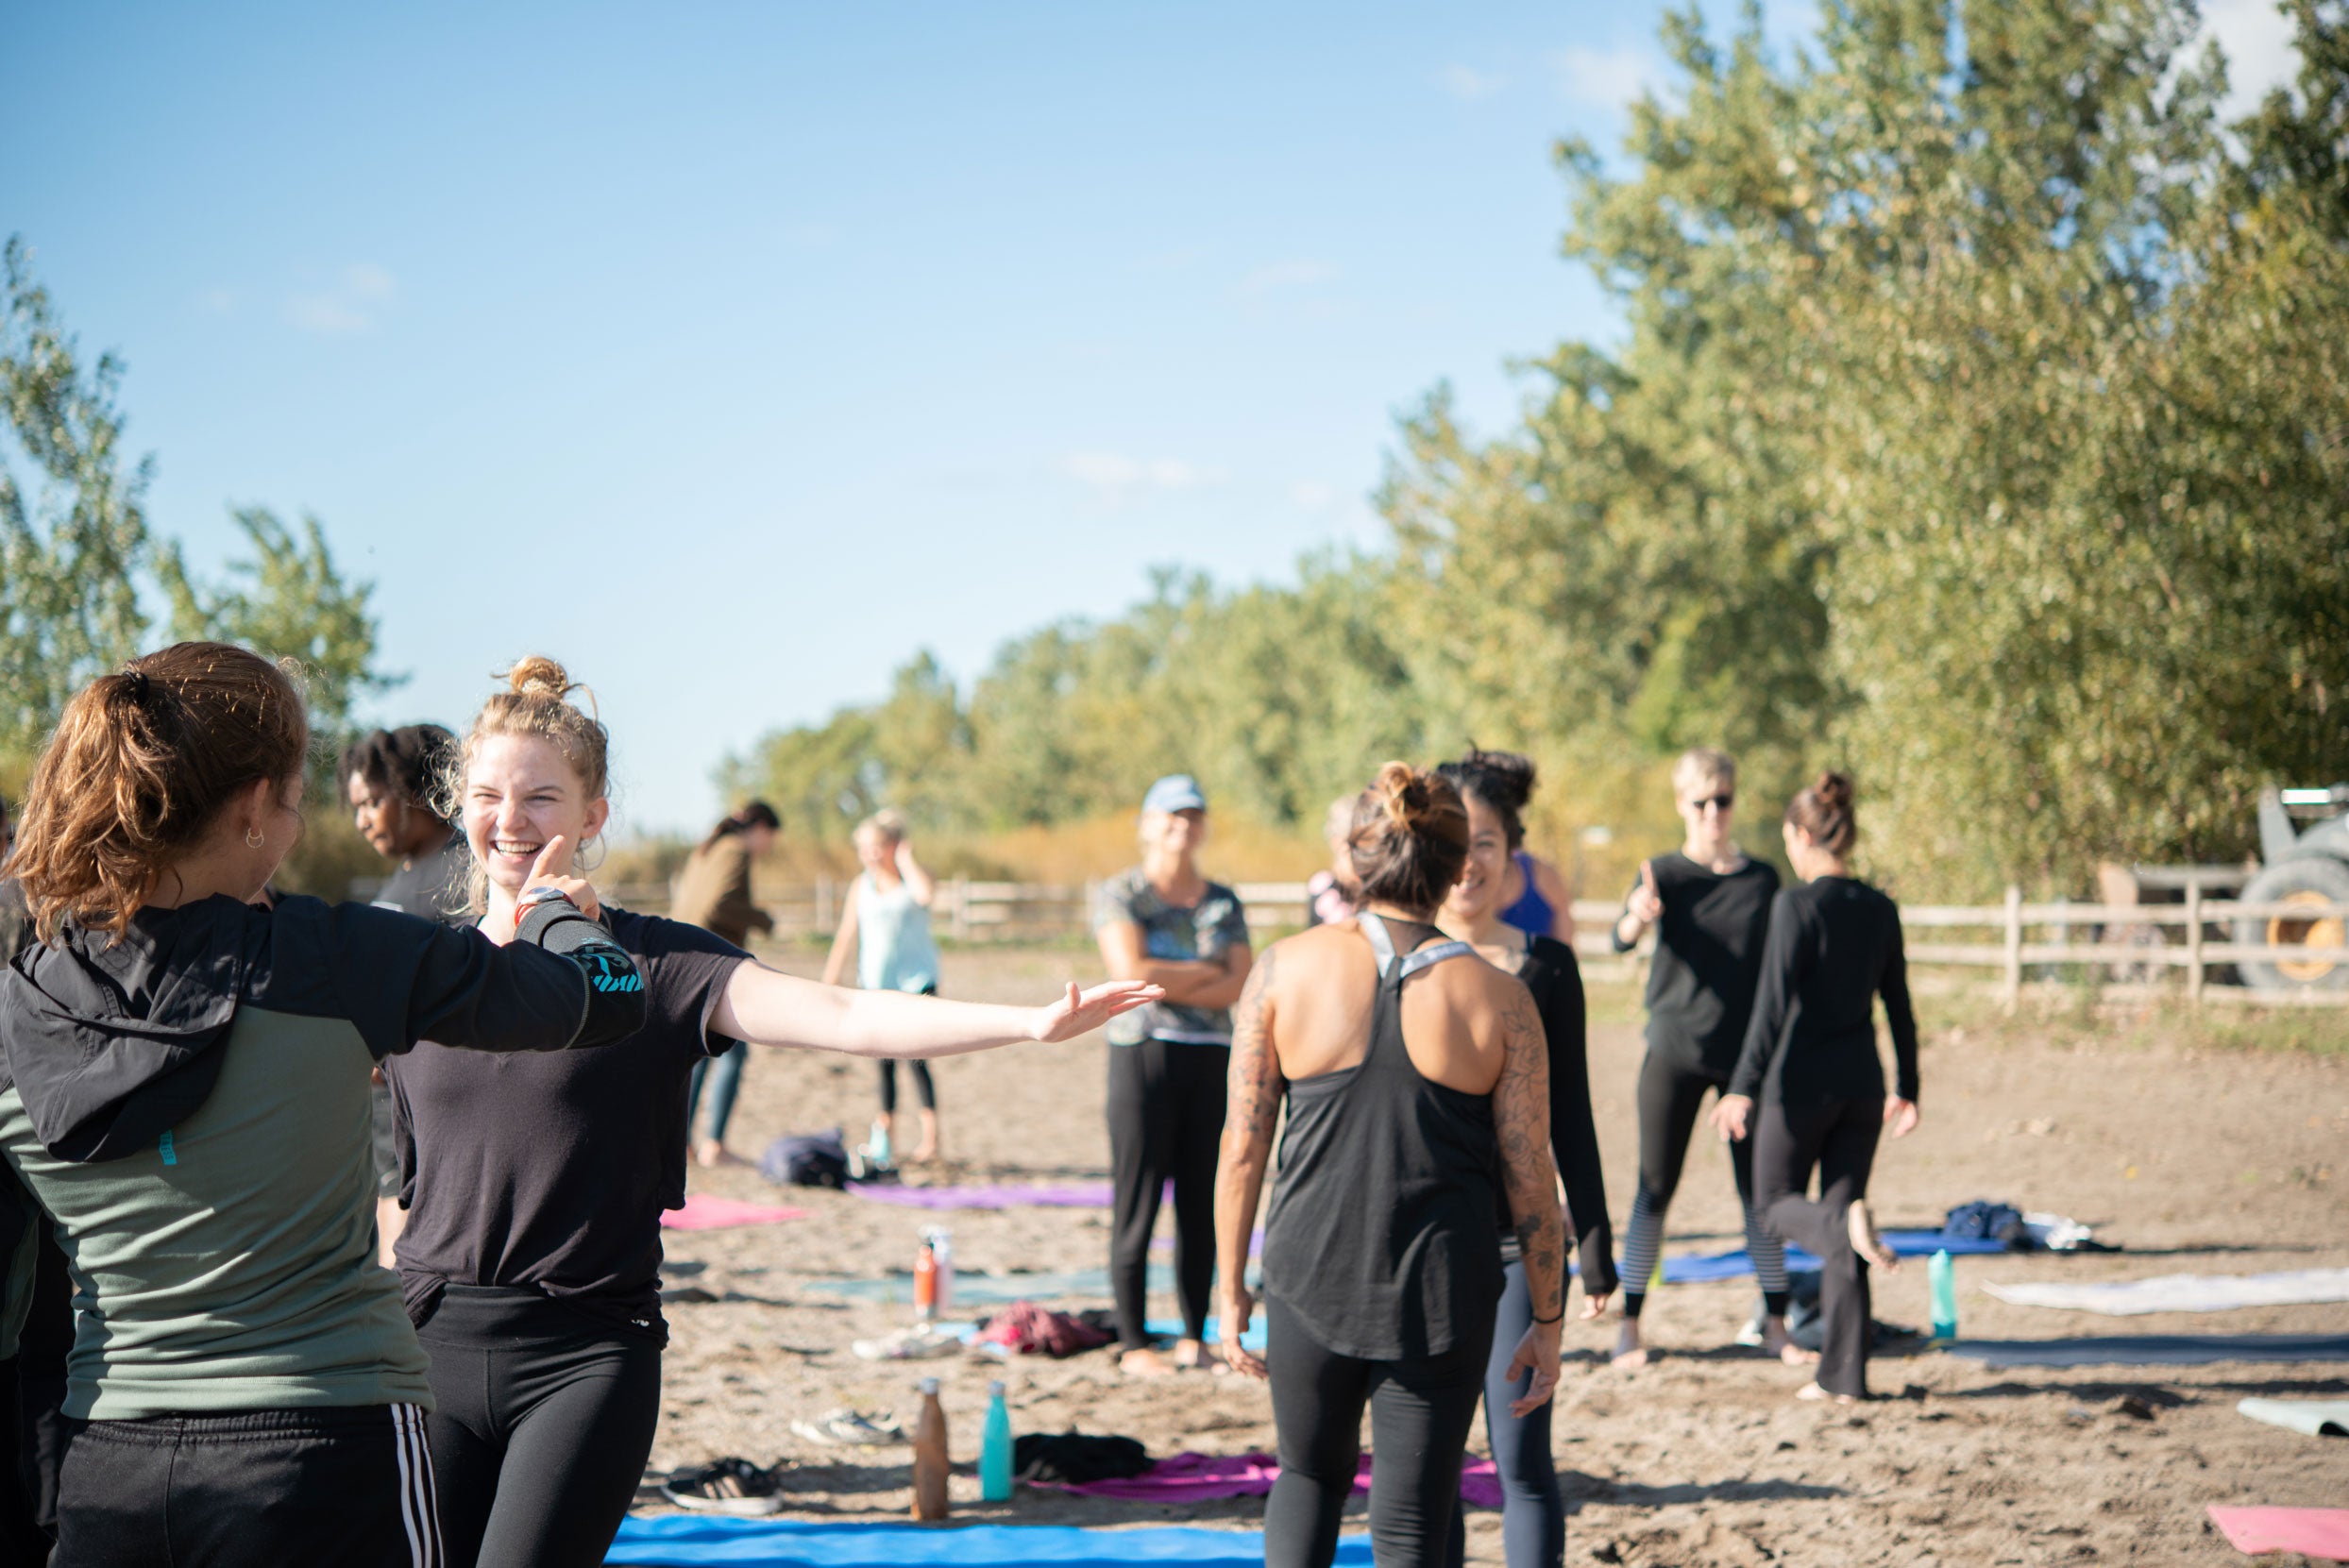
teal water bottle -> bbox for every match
[980,1380,1013,1502]
[1929,1249,1958,1341]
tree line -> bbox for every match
[729,0,2349,898]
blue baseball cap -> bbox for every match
[1141,774,1208,815]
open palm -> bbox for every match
[1031,981,1162,1042]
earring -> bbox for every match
[245,829,265,849]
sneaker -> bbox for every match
[661,1457,786,1515]
[851,1324,963,1361]
[789,1408,906,1446]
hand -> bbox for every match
[522,835,600,921]
[1028,980,1164,1043]
[1884,1096,1920,1138]
[1579,1288,1612,1322]
[1219,1287,1265,1380]
[1504,1318,1563,1416]
[894,839,917,875]
[1626,860,1665,927]
[1712,1093,1753,1143]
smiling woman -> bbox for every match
[384,656,1159,1568]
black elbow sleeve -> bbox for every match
[518,902,649,1046]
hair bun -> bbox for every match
[1372,761,1426,829]
[1814,770,1854,811]
[503,656,576,700]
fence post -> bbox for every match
[951,877,971,942]
[2003,885,2023,1012]
[2186,882,2205,1006]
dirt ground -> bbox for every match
[644,947,2349,1566]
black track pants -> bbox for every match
[877,1058,936,1114]
[1264,1294,1491,1568]
[1619,1053,1789,1317]
[1107,1039,1226,1348]
[417,1286,663,1568]
[50,1404,439,1568]
[1755,1096,1884,1398]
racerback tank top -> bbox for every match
[1261,914,1505,1361]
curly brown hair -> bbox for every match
[13,642,309,942]
[1347,761,1471,914]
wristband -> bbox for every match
[514,885,577,930]
[1531,1308,1563,1324]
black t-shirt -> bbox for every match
[388,907,750,1339]
[1613,852,1781,1077]
[373,835,473,926]
[1514,936,1617,1296]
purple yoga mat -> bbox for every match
[847,1182,1114,1210]
[1057,1452,1503,1509]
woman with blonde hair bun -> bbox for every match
[822,807,945,1162]
[1216,763,1568,1568]
[388,657,1159,1566]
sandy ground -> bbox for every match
[643,947,2349,1566]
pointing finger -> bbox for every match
[530,835,573,883]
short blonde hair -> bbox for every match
[856,808,907,845]
[1671,747,1736,801]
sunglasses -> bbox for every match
[1687,794,1734,813]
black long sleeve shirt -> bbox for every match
[1505,936,1618,1295]
[1612,853,1780,1078]
[1730,876,1920,1106]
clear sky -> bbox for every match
[4,1,2296,835]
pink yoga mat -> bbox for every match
[2208,1506,2349,1559]
[1060,1451,1504,1509]
[661,1193,810,1230]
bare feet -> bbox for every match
[1119,1347,1180,1377]
[1761,1316,1820,1366]
[1796,1381,1860,1405]
[1612,1320,1651,1369]
[910,1110,940,1164]
[1847,1200,1900,1271]
[694,1138,743,1170]
[1172,1338,1228,1374]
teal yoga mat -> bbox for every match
[607,1516,1372,1565]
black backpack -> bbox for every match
[761,1130,849,1189]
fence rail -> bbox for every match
[546,876,2348,1006]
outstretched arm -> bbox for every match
[1494,979,1565,1415]
[1215,949,1282,1379]
[711,963,1158,1058]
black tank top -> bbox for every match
[1261,914,1505,1361]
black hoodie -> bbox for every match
[0,891,644,1420]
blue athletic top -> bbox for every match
[1499,851,1554,938]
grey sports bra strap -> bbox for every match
[1359,912,1476,981]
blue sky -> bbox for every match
[5,2,2296,834]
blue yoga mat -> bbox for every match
[1145,1315,1266,1352]
[1944,1333,2349,1369]
[607,1515,1373,1565]
[1650,1230,2010,1285]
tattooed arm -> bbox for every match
[1493,974,1567,1415]
[1215,943,1282,1379]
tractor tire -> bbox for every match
[2235,857,2349,994]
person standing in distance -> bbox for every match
[675,801,780,1168]
[1450,749,1576,947]
[1094,775,1252,1375]
[1713,771,1920,1403]
[341,724,473,1265]
[1609,748,1802,1368]
[821,810,945,1163]
[1216,764,1566,1568]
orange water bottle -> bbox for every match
[913,1239,938,1322]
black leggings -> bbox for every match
[1442,1260,1558,1568]
[1620,1053,1789,1318]
[877,1058,936,1114]
[1755,1096,1883,1398]
[1265,1294,1492,1568]
[1107,1038,1225,1349]
[417,1286,664,1568]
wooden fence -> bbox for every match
[577,880,2345,1005]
